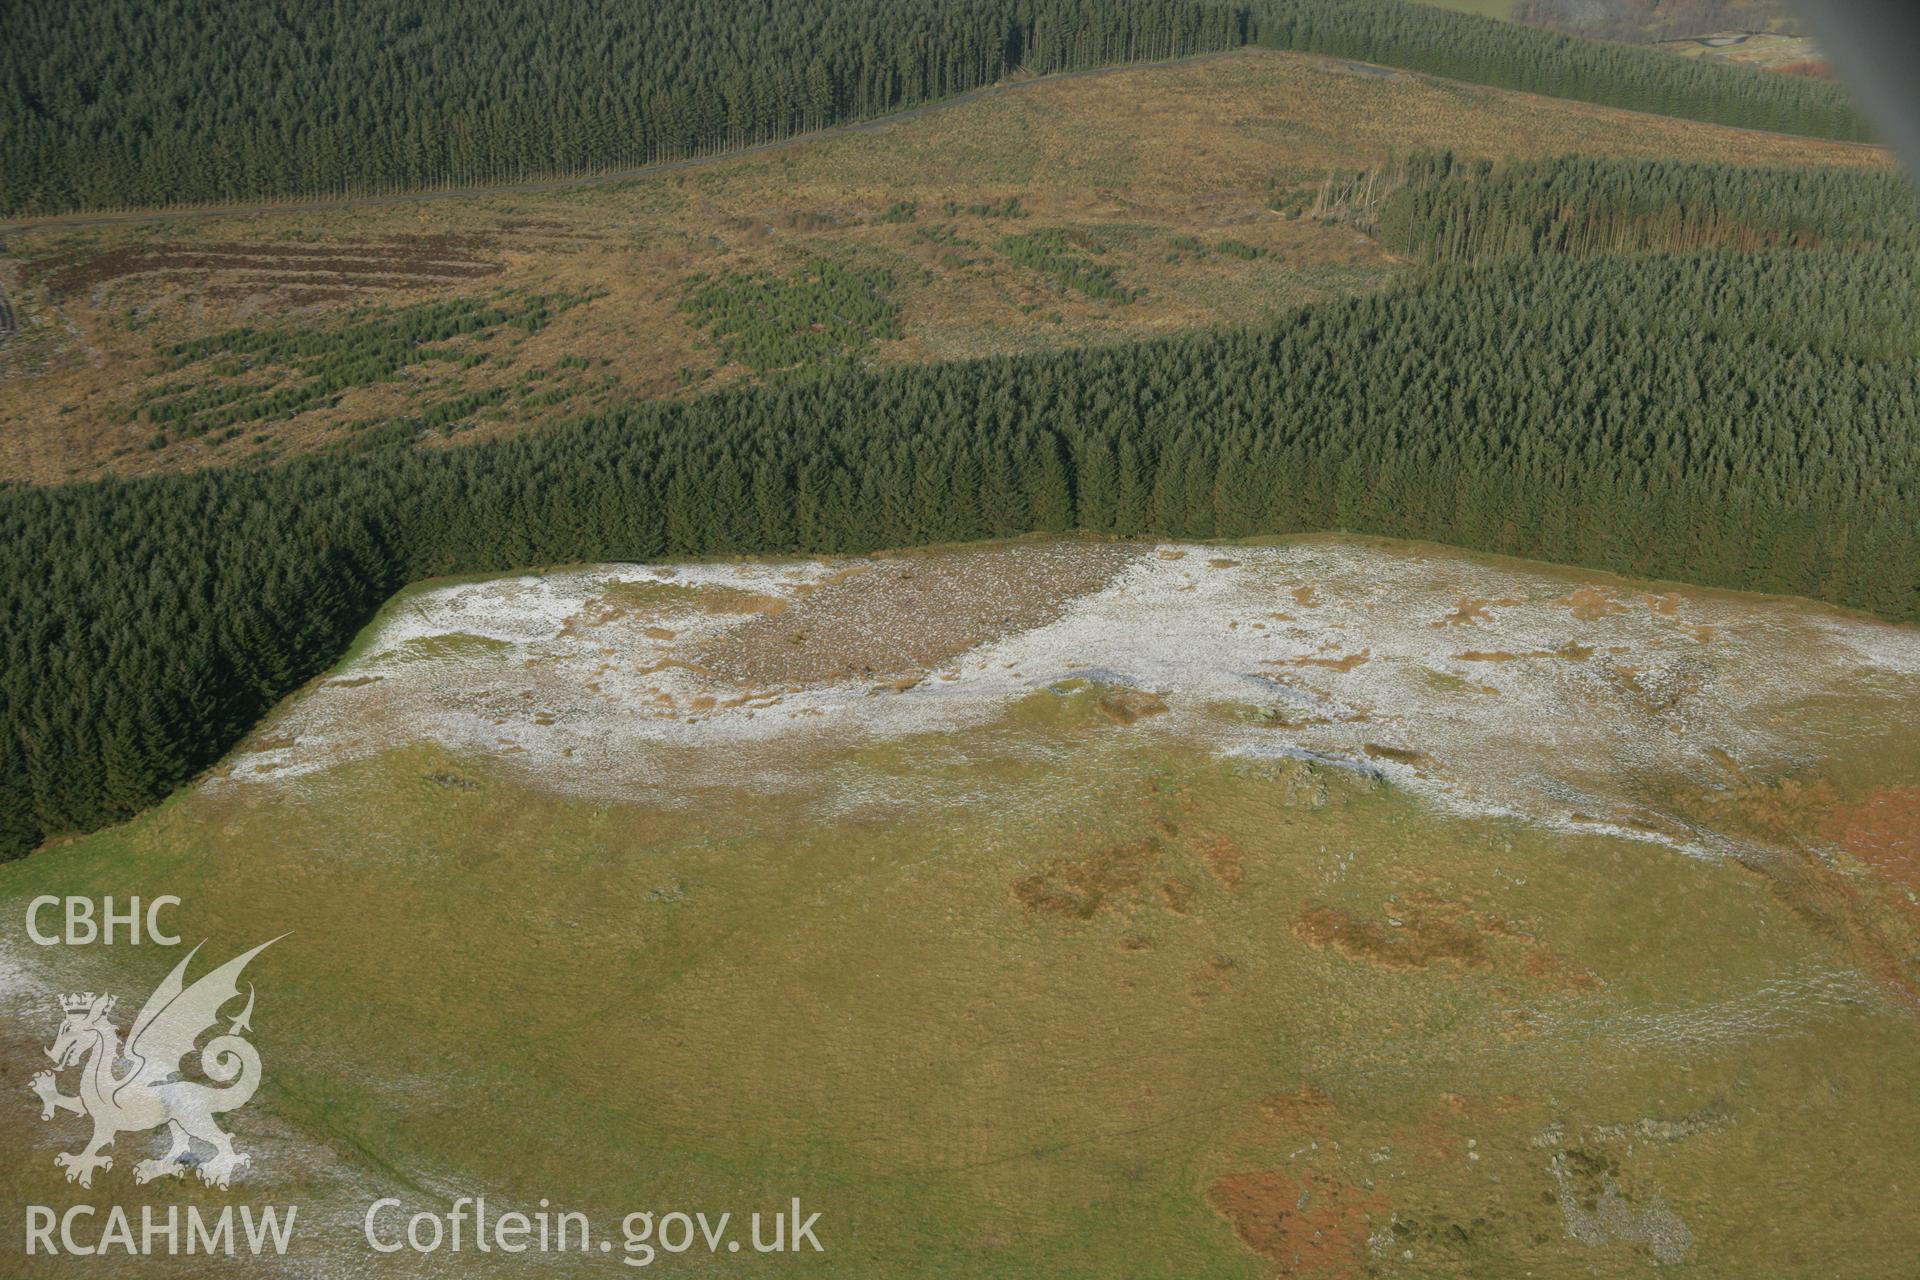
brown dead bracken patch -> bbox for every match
[1295,891,1597,990]
[1012,840,1159,920]
[1454,643,1591,663]
[1289,649,1369,673]
[1564,587,1629,621]
[1727,830,1920,1008]
[1823,786,1920,897]
[1392,1091,1527,1164]
[1258,1084,1337,1135]
[1296,901,1491,974]
[1207,1170,1385,1279]
[1189,829,1246,887]
[1700,774,1839,841]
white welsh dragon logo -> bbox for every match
[29,938,282,1189]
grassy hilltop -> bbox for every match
[5,537,1919,1276]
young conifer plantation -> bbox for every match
[1376,152,1920,261]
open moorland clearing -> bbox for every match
[1662,31,1830,77]
[1415,0,1517,17]
[0,49,1887,485]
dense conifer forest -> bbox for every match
[1,0,1869,217]
[1378,152,1920,261]
[1,0,1247,216]
[5,175,1917,854]
[1246,1,1859,138]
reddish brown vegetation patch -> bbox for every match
[1258,1084,1337,1135]
[1439,597,1502,626]
[1393,1091,1527,1164]
[1287,649,1369,673]
[1012,840,1159,920]
[1190,828,1246,887]
[1701,774,1839,841]
[1454,643,1592,663]
[1207,1169,1384,1278]
[1564,587,1629,621]
[1774,58,1834,78]
[1295,891,1596,990]
[1823,786,1920,896]
[1296,900,1492,974]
